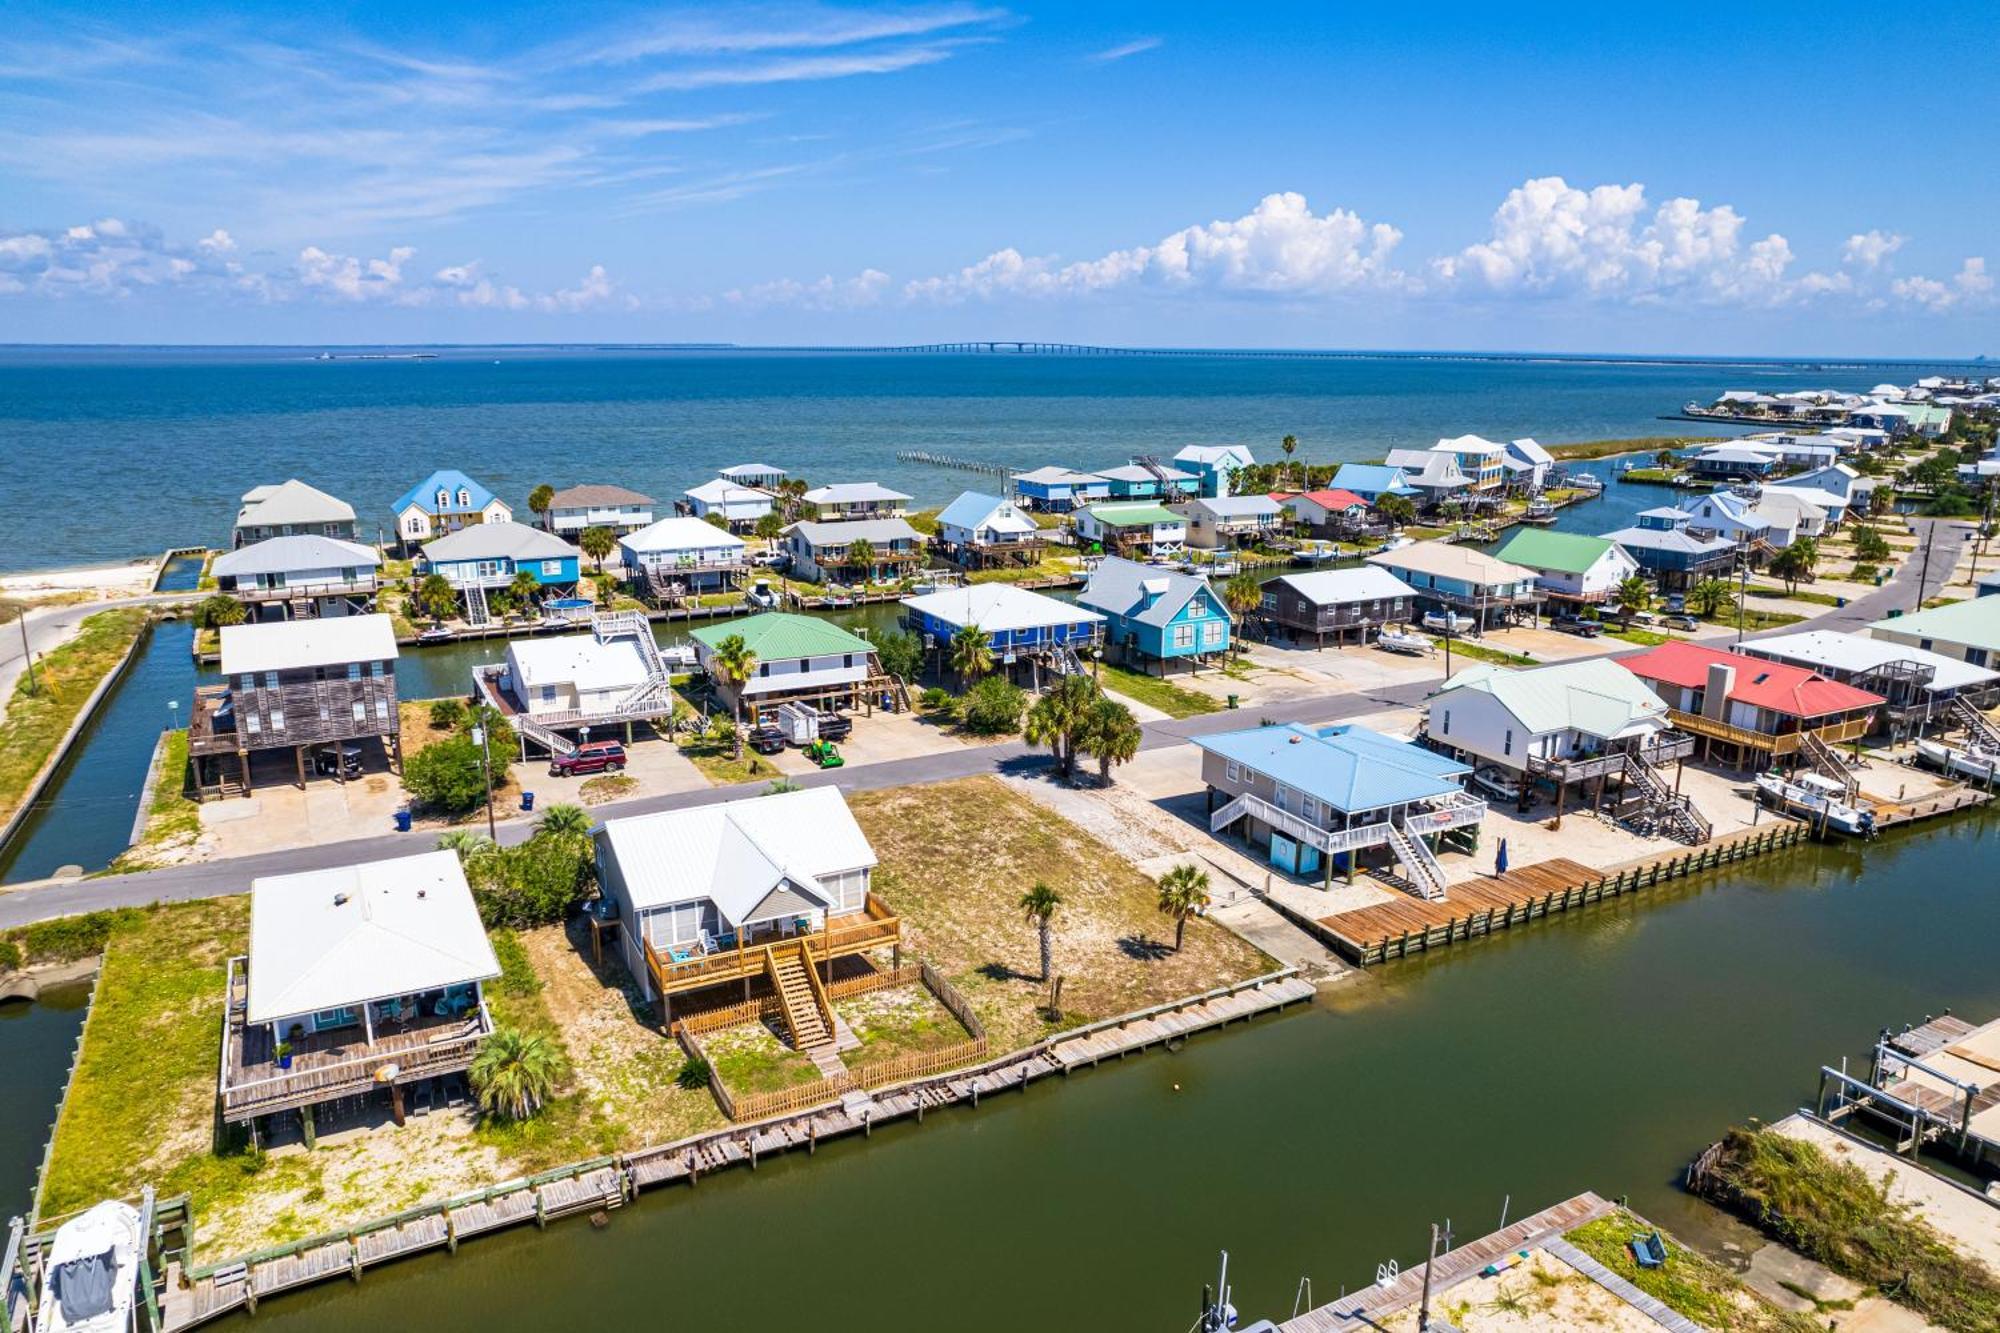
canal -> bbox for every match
[6,805,1994,1329]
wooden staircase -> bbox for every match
[1950,697,2000,750]
[1797,730,1862,801]
[766,945,834,1050]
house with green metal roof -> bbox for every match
[690,612,884,720]
[1869,596,2000,670]
[1072,502,1187,559]
[1494,528,1640,606]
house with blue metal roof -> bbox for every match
[1330,463,1418,504]
[1096,463,1198,500]
[1194,722,1481,888]
[392,470,513,550]
[934,492,1045,567]
[1076,556,1229,672]
[1011,467,1109,512]
[1600,508,1738,589]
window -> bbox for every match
[1225,761,1239,783]
[457,488,471,507]
[541,560,562,576]
[1441,710,1451,735]
[239,673,255,692]
[263,671,279,690]
[244,714,261,735]
[1187,599,1206,618]
[1204,622,1225,646]
[1503,728,1513,757]
[375,699,390,720]
[313,1006,358,1031]
[758,662,770,676]
[269,708,284,730]
[1172,624,1196,650]
[347,662,362,681]
[324,523,340,537]
[435,489,450,509]
[371,661,386,678]
[407,517,423,535]
[843,654,853,668]
[541,685,557,702]
[1299,796,1319,823]
[1969,649,1989,668]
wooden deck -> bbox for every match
[1280,1191,1616,1330]
[151,971,1311,1332]
[1314,822,1810,965]
[1862,782,1992,829]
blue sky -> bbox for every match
[2,1,1995,353]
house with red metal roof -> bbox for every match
[1619,640,1883,767]
[1283,487,1374,533]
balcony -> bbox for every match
[643,893,902,998]
[1667,709,1871,756]
[1525,732,1696,782]
[226,575,378,603]
[1211,789,1486,855]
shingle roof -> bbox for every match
[689,611,874,660]
[393,470,498,516]
[1494,529,1623,576]
[1076,556,1213,628]
[422,521,577,563]
[1194,723,1468,814]
[1270,567,1416,606]
[236,479,357,529]
[548,483,655,508]
[1436,659,1668,739]
[212,535,380,578]
[1620,641,1884,718]
[247,850,500,1024]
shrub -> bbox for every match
[467,832,596,928]
[961,676,1027,735]
[676,1056,712,1090]
[0,937,21,971]
[193,594,248,630]
[428,698,466,729]
[1851,563,1880,583]
[460,704,517,756]
[919,686,954,712]
[874,628,924,682]
[403,734,489,815]
[19,909,142,963]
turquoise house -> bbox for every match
[1096,463,1198,500]
[1077,556,1231,672]
[418,521,582,596]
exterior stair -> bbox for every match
[1622,753,1711,845]
[1383,823,1448,902]
[595,610,675,711]
[1797,731,1862,801]
[1950,697,2000,750]
[766,945,833,1050]
[458,579,491,629]
[514,712,577,758]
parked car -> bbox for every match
[1663,614,1700,631]
[1551,614,1603,638]
[747,723,787,755]
[313,744,363,778]
[549,740,627,777]
[815,712,853,742]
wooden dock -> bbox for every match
[1863,782,1992,830]
[1280,1191,1616,1330]
[141,971,1310,1332]
[1315,822,1809,966]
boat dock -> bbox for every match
[1860,781,1991,830]
[1279,1191,1619,1331]
[1297,822,1809,966]
[19,971,1310,1333]
[1815,1010,2000,1170]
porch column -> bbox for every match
[362,1003,376,1049]
[294,745,307,790]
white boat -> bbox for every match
[35,1200,144,1333]
[1371,535,1413,554]
[1916,737,2000,783]
[1376,628,1435,656]
[1754,770,1876,835]
[745,578,779,609]
[1519,498,1557,524]
[1421,610,1473,634]
[1568,472,1604,492]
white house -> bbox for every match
[1181,495,1287,549]
[1678,490,1794,549]
[1491,530,1640,606]
[803,482,912,521]
[1427,658,1672,776]
[618,515,748,594]
[211,535,382,621]
[234,480,359,548]
[593,787,881,1004]
[1504,438,1556,491]
[1173,444,1256,498]
[934,492,1041,557]
[499,633,652,718]
[1382,449,1473,505]
[1750,489,1832,540]
[544,484,656,537]
[683,478,774,530]
[719,463,787,490]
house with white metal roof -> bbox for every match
[901,584,1103,682]
[1428,434,1509,492]
[1096,463,1197,501]
[220,849,500,1129]
[782,516,924,582]
[719,463,787,489]
[1365,541,1541,629]
[1256,566,1418,646]
[212,535,381,621]
[802,482,913,521]
[1383,449,1473,505]
[683,478,774,530]
[233,480,359,548]
[617,516,747,597]
[1740,629,2000,734]
[1181,494,1287,549]
[594,788,899,1027]
[1503,438,1556,491]
[418,522,581,606]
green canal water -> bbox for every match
[6,808,1993,1329]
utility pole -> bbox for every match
[1914,523,1935,613]
[472,721,496,840]
[1735,549,1749,646]
[1416,1219,1453,1332]
[15,611,33,696]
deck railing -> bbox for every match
[644,895,901,997]
[1668,708,1871,756]
[228,576,377,601]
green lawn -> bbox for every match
[1097,662,1222,718]
[1546,435,1726,461]
[702,1022,822,1095]
[677,734,785,785]
[0,607,150,828]
[1566,1211,1818,1332]
[1440,639,1537,668]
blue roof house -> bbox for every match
[1193,722,1480,887]
[1011,467,1109,513]
[1095,463,1199,500]
[393,470,514,550]
[1330,464,1419,504]
[1076,556,1230,673]
[1174,445,1256,499]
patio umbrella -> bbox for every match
[1495,838,1510,877]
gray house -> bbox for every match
[233,480,359,548]
[1257,567,1417,646]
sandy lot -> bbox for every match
[0,558,163,602]
[1376,1247,1660,1333]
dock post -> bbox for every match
[348,1237,360,1282]
[446,1210,458,1254]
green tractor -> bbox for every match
[803,738,845,769]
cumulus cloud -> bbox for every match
[197,228,237,254]
[905,192,1404,303]
[1893,258,1993,312]
[1842,229,1904,269]
[295,244,417,301]
[535,263,629,312]
[727,268,891,310]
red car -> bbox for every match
[549,740,627,777]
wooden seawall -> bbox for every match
[109,970,1313,1333]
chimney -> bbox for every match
[1702,661,1735,722]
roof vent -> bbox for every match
[1288,735,1302,744]
[417,889,428,899]
[333,892,349,907]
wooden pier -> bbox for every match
[1313,822,1809,966]
[1861,781,1991,830]
[107,971,1311,1333]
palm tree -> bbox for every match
[845,538,876,580]
[1687,575,1732,619]
[1376,494,1417,529]
[579,525,616,573]
[1156,863,1212,952]
[1019,882,1062,984]
[753,511,785,543]
[1023,674,1097,780]
[708,632,758,758]
[948,624,993,690]
[527,484,555,529]
[535,802,592,841]
[468,1028,565,1121]
[1079,696,1141,786]
[1770,541,1815,594]
[506,568,541,617]
[1613,574,1652,626]
[1280,434,1298,489]
[436,829,497,862]
[1222,570,1263,651]
[416,572,458,624]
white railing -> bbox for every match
[1401,791,1488,836]
[1385,823,1449,901]
[1211,792,1398,856]
[233,575,378,600]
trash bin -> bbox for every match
[520,791,536,812]
[1835,596,1847,609]
[394,808,413,833]
[1226,693,1239,710]
[1875,571,1886,586]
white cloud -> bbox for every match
[1842,229,1904,269]
[295,244,416,301]
[197,228,237,254]
[727,268,891,310]
[906,192,1404,303]
[1893,257,1992,312]
[1089,37,1161,62]
[565,5,1005,65]
[535,264,627,312]
[636,44,960,92]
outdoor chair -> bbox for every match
[697,928,718,955]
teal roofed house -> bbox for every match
[392,470,514,551]
[1076,556,1229,673]
[1194,722,1481,889]
[1330,463,1418,504]
[1173,444,1256,498]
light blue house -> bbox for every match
[1173,445,1256,499]
[418,521,581,601]
[1330,464,1419,505]
[1011,467,1109,512]
[1095,463,1198,501]
[392,470,514,551]
[1077,556,1230,672]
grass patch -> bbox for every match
[702,1022,823,1095]
[1745,584,1843,607]
[1097,662,1221,718]
[966,555,1076,586]
[1440,639,1537,668]
[851,776,1271,1053]
[1601,626,1673,646]
[905,508,940,536]
[473,928,621,1170]
[1547,435,1727,461]
[1566,1210,1818,1331]
[677,734,782,785]
[1718,605,1808,632]
[578,773,637,805]
[1692,1126,2000,1333]
[0,607,150,826]
[837,985,974,1072]
[1618,466,1681,484]
[106,728,200,871]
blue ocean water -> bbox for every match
[0,346,1946,573]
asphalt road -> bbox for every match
[0,518,1966,930]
